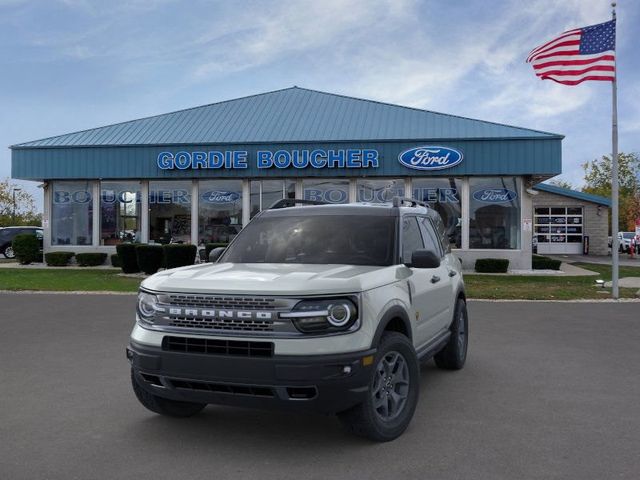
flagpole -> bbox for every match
[611,1,620,299]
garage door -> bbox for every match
[535,207,583,254]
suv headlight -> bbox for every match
[137,290,159,324]
[281,298,358,334]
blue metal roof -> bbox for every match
[12,87,562,148]
[533,183,611,206]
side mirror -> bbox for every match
[406,249,440,269]
[208,247,226,263]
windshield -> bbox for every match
[220,214,396,266]
[622,233,634,239]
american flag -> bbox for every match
[526,19,616,85]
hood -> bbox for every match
[141,262,402,295]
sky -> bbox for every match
[1,0,639,211]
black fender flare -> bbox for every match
[370,305,413,349]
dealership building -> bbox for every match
[10,87,611,269]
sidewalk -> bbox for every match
[465,262,598,276]
[0,261,118,270]
[547,253,640,267]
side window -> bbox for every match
[402,216,424,264]
[418,217,443,257]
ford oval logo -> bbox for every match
[398,146,463,171]
[472,188,518,203]
[200,191,240,204]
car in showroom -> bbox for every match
[127,198,468,441]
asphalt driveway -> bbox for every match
[0,294,637,480]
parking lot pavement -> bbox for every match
[0,295,638,480]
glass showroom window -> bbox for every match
[469,177,521,249]
[198,180,242,244]
[149,181,192,244]
[357,179,404,203]
[413,177,462,248]
[51,181,93,245]
[303,179,349,204]
[250,180,295,218]
[100,181,141,245]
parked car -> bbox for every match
[128,197,468,441]
[618,232,635,253]
[0,226,43,259]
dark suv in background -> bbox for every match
[0,226,43,259]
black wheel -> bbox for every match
[434,297,468,370]
[2,244,15,259]
[338,332,419,442]
[131,369,206,417]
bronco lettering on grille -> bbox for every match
[166,308,274,320]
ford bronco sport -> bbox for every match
[128,197,468,441]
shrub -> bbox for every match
[205,243,228,260]
[532,255,562,270]
[163,244,197,269]
[45,251,75,267]
[110,254,122,268]
[475,258,509,273]
[12,233,40,265]
[116,243,139,273]
[75,253,107,267]
[135,245,164,274]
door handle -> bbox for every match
[448,270,457,277]
[430,275,440,284]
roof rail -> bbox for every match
[391,196,429,208]
[268,198,327,210]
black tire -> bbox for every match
[434,297,468,370]
[2,244,15,259]
[131,369,206,417]
[338,332,419,442]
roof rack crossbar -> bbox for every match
[268,198,327,210]
[391,196,429,208]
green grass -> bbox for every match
[0,262,638,299]
[0,268,140,292]
[465,262,640,300]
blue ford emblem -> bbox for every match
[472,188,518,203]
[398,146,463,170]
[200,191,240,204]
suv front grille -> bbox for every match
[162,336,274,357]
[150,293,301,336]
[165,294,277,310]
[168,379,275,397]
[168,316,273,332]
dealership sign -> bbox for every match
[200,191,240,204]
[156,149,379,170]
[398,146,463,171]
[472,188,518,203]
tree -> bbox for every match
[582,152,640,232]
[0,179,42,227]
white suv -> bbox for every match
[128,198,468,441]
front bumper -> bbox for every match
[128,340,376,414]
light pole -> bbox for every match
[12,188,22,224]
